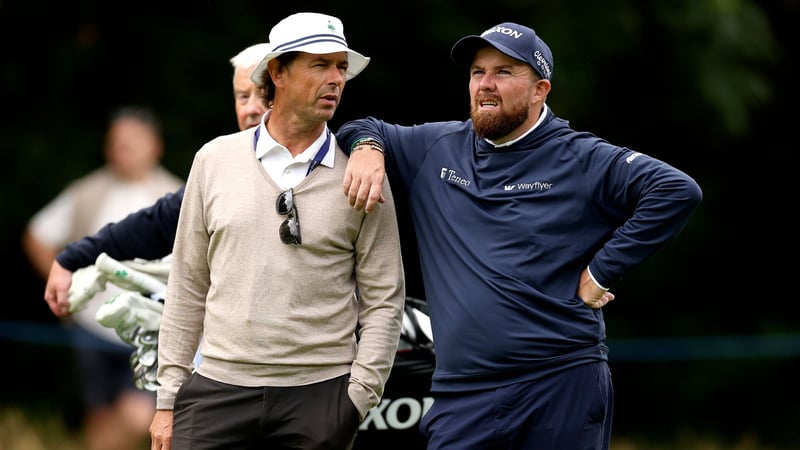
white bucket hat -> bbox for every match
[249,12,370,85]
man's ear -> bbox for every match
[267,60,283,87]
[534,78,551,100]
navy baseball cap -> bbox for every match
[450,22,554,81]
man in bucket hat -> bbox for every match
[149,12,405,449]
[339,21,702,449]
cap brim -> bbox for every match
[249,44,370,86]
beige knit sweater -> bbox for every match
[156,127,405,418]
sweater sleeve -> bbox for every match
[347,174,406,418]
[156,159,209,410]
[56,186,185,270]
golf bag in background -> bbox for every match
[353,295,434,450]
[68,253,169,391]
[69,254,436,449]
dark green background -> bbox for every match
[1,0,797,447]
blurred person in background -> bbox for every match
[38,44,271,399]
[42,43,271,317]
[22,105,184,450]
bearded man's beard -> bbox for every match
[471,101,529,141]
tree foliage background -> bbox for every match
[1,0,797,447]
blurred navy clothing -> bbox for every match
[69,323,155,408]
[57,186,185,271]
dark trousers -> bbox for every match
[70,324,150,408]
[172,372,361,449]
[421,361,614,450]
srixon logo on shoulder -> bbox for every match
[359,396,434,430]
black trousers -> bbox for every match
[171,372,361,449]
